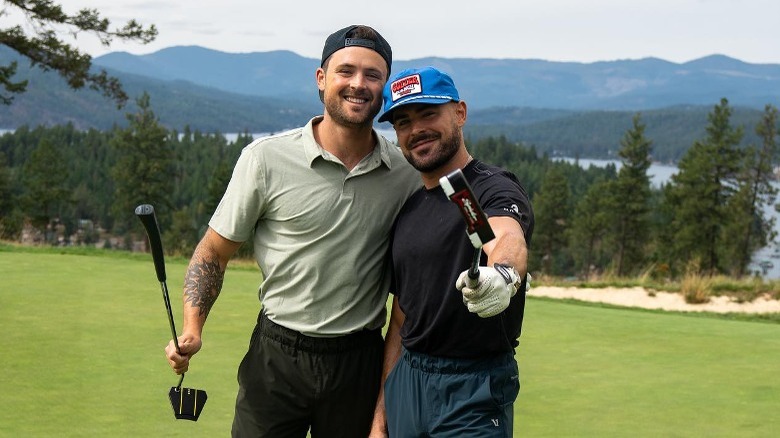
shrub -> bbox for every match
[681,272,712,304]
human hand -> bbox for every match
[456,264,521,318]
[164,334,202,374]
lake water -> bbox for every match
[556,157,679,188]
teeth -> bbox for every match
[345,97,367,104]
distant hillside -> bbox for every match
[1,45,776,162]
[0,46,321,132]
[465,105,766,162]
[95,46,320,104]
[95,46,780,110]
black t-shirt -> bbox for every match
[391,159,534,359]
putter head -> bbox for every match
[169,385,207,421]
[439,168,495,248]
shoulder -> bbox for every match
[378,135,420,179]
[468,160,534,237]
[242,127,304,156]
[469,160,526,195]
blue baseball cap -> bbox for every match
[377,66,460,123]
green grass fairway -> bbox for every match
[2,249,779,437]
[0,249,261,437]
[516,299,780,437]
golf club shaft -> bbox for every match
[162,280,186,387]
[160,280,181,354]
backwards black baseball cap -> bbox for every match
[321,25,392,75]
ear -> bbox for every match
[316,67,326,93]
[455,100,468,126]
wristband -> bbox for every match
[493,263,522,293]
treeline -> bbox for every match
[0,96,778,279]
[469,99,779,279]
[0,93,254,257]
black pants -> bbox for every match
[231,312,384,438]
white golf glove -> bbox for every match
[456,264,523,318]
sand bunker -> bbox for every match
[529,286,780,314]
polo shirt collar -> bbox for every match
[302,116,394,170]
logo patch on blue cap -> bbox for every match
[390,74,422,103]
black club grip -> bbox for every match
[135,204,167,283]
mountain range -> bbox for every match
[93,46,780,111]
[1,45,778,160]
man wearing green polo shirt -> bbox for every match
[163,25,420,437]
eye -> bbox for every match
[365,70,383,81]
[393,118,410,129]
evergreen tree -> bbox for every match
[569,180,611,278]
[0,150,21,238]
[0,151,11,214]
[607,114,653,276]
[726,104,779,276]
[20,138,69,238]
[664,98,744,275]
[110,93,172,236]
[531,164,571,275]
[162,205,199,256]
[1,0,156,106]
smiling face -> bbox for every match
[391,101,467,173]
[317,47,387,128]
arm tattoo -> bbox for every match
[184,259,225,317]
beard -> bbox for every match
[402,123,462,173]
[323,88,381,128]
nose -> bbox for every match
[408,116,427,134]
[349,72,368,90]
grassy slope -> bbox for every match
[1,249,779,437]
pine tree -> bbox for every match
[607,114,653,276]
[726,104,779,276]
[20,138,69,237]
[664,98,744,275]
[1,0,156,106]
[569,180,611,278]
[532,165,571,275]
[110,93,172,236]
[0,151,11,214]
[0,150,20,238]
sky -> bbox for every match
[7,0,780,64]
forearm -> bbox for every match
[181,228,237,337]
[484,216,528,276]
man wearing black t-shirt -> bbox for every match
[369,67,535,437]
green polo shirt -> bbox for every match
[209,116,420,336]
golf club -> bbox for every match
[135,204,207,421]
[439,169,496,287]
